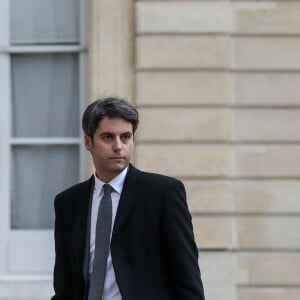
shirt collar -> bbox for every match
[93,166,128,196]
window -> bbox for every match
[0,0,87,274]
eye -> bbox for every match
[102,134,113,141]
[121,134,132,142]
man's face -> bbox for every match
[84,116,134,182]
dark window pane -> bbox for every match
[11,0,79,45]
[11,145,79,229]
[11,53,79,137]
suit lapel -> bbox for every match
[72,176,94,283]
[112,164,141,237]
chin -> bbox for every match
[110,164,126,172]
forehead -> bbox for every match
[97,116,133,133]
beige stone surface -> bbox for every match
[136,1,232,33]
[233,145,300,177]
[193,217,234,250]
[89,0,134,100]
[135,144,231,178]
[234,37,300,70]
[200,252,237,300]
[231,180,300,213]
[185,181,233,213]
[237,254,300,285]
[194,216,300,250]
[234,73,300,106]
[136,145,300,178]
[205,286,237,300]
[137,108,231,142]
[235,2,300,34]
[237,217,300,250]
[136,2,300,35]
[136,71,232,105]
[237,288,300,300]
[185,180,300,214]
[233,109,300,141]
[200,252,236,284]
[136,36,232,69]
[137,107,300,143]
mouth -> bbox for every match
[110,156,125,160]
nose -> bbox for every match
[112,137,122,151]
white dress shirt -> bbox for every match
[89,167,128,300]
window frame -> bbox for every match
[0,0,88,275]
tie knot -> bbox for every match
[102,184,112,195]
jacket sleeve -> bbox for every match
[162,179,205,300]
[51,196,72,300]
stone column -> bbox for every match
[88,0,134,103]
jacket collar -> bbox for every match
[112,164,141,237]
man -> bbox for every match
[52,97,205,300]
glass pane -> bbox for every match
[11,53,79,137]
[11,145,79,229]
[11,0,79,45]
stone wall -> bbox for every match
[134,1,300,299]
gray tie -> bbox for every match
[88,184,113,300]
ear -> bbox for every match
[84,134,93,152]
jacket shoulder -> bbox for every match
[57,177,92,197]
[136,168,183,189]
[54,177,93,207]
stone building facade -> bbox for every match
[1,1,300,299]
[94,2,300,298]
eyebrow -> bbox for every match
[100,131,132,136]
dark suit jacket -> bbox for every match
[51,164,205,300]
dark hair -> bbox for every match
[82,97,139,138]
